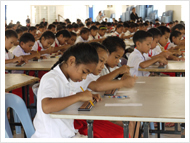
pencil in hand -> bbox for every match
[80,86,94,106]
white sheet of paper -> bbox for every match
[105,103,142,107]
[136,81,146,83]
[117,90,137,94]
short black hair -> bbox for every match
[155,23,160,27]
[35,24,40,27]
[39,25,44,29]
[70,31,77,37]
[79,23,84,27]
[29,26,37,32]
[102,36,125,54]
[80,28,89,35]
[170,31,181,42]
[171,24,185,33]
[67,24,73,29]
[133,30,153,47]
[6,25,12,30]
[48,24,56,30]
[123,22,129,28]
[101,22,107,26]
[19,33,35,44]
[147,28,162,39]
[157,26,170,36]
[56,24,63,31]
[20,26,28,32]
[86,22,91,27]
[15,28,23,34]
[129,23,136,28]
[95,22,100,26]
[90,26,98,31]
[107,22,112,27]
[56,30,71,38]
[73,24,79,29]
[39,31,55,41]
[90,42,108,52]
[5,30,18,38]
[116,24,123,30]
[169,22,173,25]
[139,23,144,27]
[51,42,99,70]
[143,23,148,26]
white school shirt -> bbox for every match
[127,48,150,77]
[70,74,100,94]
[32,40,49,57]
[167,42,177,50]
[51,38,60,47]
[5,49,14,60]
[36,30,42,35]
[32,65,78,138]
[124,30,131,36]
[95,33,102,39]
[12,45,30,57]
[111,31,121,37]
[88,35,95,41]
[99,65,119,77]
[75,36,88,44]
[143,46,162,59]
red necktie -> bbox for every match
[148,49,152,57]
[164,42,170,50]
[37,43,42,51]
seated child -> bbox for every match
[5,30,24,64]
[123,23,135,39]
[95,25,107,39]
[112,24,123,38]
[31,43,99,138]
[36,25,45,38]
[31,31,55,58]
[138,23,145,31]
[127,30,167,77]
[88,26,98,40]
[29,26,37,40]
[20,26,28,34]
[56,24,63,32]
[67,32,77,45]
[75,28,89,44]
[14,28,23,46]
[66,24,73,32]
[72,24,80,35]
[48,24,56,34]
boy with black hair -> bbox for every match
[12,24,17,31]
[167,22,173,29]
[72,24,80,35]
[143,23,148,31]
[171,24,185,40]
[67,32,77,45]
[88,26,98,40]
[15,28,23,41]
[12,33,40,61]
[29,26,37,37]
[155,23,160,28]
[127,30,167,76]
[56,24,63,32]
[75,28,89,44]
[95,25,107,39]
[20,26,28,33]
[35,24,40,30]
[123,23,135,39]
[6,25,13,30]
[79,23,84,31]
[36,25,44,37]
[86,22,91,29]
[48,24,56,33]
[66,24,73,32]
[5,30,25,64]
[123,22,129,33]
[112,24,123,37]
[95,22,101,28]
[138,23,145,31]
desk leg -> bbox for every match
[123,121,129,138]
[22,87,26,102]
[87,120,93,138]
[25,70,29,75]
[34,71,39,77]
[143,122,149,138]
[182,72,185,77]
[180,123,185,138]
[175,72,180,77]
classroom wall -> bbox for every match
[165,5,181,21]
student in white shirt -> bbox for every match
[75,28,89,44]
[72,24,80,36]
[111,24,123,38]
[36,25,44,38]
[171,24,185,46]
[122,23,135,39]
[5,30,24,64]
[127,30,167,76]
[12,33,40,61]
[67,32,77,46]
[88,26,98,41]
[95,25,107,39]
[32,43,100,138]
[32,31,55,58]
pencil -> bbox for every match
[80,86,94,106]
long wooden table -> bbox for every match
[138,61,185,76]
[50,77,185,138]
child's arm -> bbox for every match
[121,34,133,40]
[16,52,41,61]
[97,65,130,82]
[88,38,105,43]
[88,76,137,92]
[41,90,93,114]
[139,56,168,68]
[150,51,171,59]
[5,56,23,64]
[52,44,71,53]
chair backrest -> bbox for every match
[5,93,35,138]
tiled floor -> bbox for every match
[13,124,182,138]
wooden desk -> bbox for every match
[50,77,185,138]
[5,74,39,92]
[5,58,58,71]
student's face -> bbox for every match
[106,47,124,68]
[30,30,36,37]
[5,37,17,50]
[67,36,77,45]
[91,29,98,37]
[139,26,144,31]
[74,28,79,32]
[151,36,161,49]
[67,28,72,32]
[99,30,106,37]
[117,27,123,34]
[179,29,185,35]
[57,35,69,45]
[159,32,170,47]
[51,27,56,33]
[137,37,153,53]
[172,35,182,45]
[20,41,35,53]
[68,57,97,82]
[123,27,128,33]
[129,28,135,33]
[41,37,55,49]
[93,49,108,75]
[82,32,89,40]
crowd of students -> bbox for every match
[5,16,185,138]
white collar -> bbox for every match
[55,38,59,46]
[37,40,44,49]
[53,65,69,84]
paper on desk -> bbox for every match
[105,103,142,107]
[136,81,146,83]
[117,90,137,94]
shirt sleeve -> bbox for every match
[32,41,38,51]
[12,46,22,57]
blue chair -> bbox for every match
[5,93,35,138]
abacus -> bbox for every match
[78,99,97,111]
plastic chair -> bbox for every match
[5,93,35,138]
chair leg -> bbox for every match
[13,110,21,134]
[149,122,155,135]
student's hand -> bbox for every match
[121,73,131,80]
[122,75,138,88]
[158,57,168,65]
[119,65,130,74]
[179,57,185,61]
[13,56,23,63]
[161,51,171,58]
[32,52,41,59]
[79,90,93,102]
[23,58,28,63]
[92,94,101,102]
[46,47,55,54]
[41,56,47,59]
